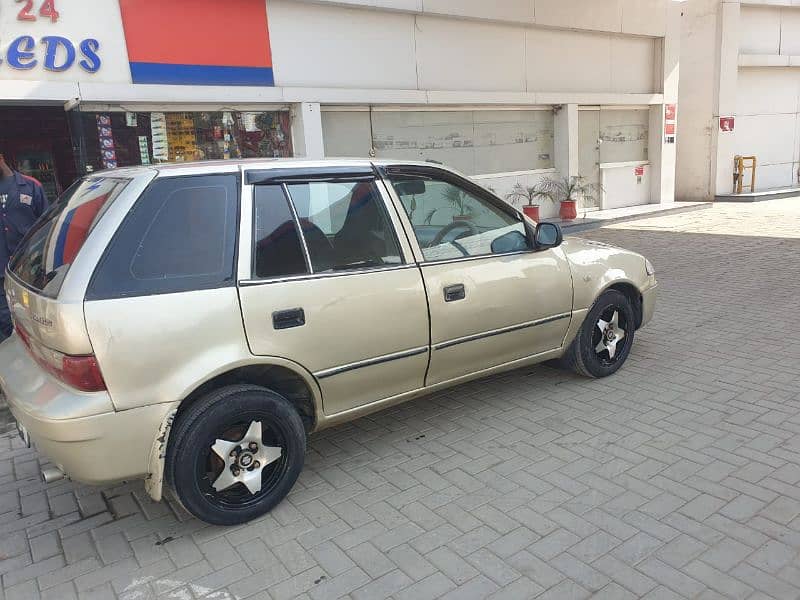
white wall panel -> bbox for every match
[268,0,417,89]
[299,0,423,11]
[526,30,612,92]
[424,0,534,23]
[735,113,796,164]
[739,6,781,55]
[780,9,800,55]
[620,0,667,37]
[415,17,526,92]
[534,0,622,33]
[526,29,654,94]
[611,37,657,93]
[321,111,373,157]
[749,162,795,189]
[737,68,799,115]
[601,164,651,208]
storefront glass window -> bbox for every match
[321,109,555,176]
[598,109,649,164]
[79,110,293,173]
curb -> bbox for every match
[550,202,713,235]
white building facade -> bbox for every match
[1,0,681,215]
[678,0,800,200]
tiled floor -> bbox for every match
[2,197,800,599]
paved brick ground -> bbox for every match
[2,198,800,600]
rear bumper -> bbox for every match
[640,280,658,328]
[0,334,169,485]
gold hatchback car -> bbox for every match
[1,159,656,525]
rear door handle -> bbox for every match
[272,308,305,330]
[443,284,466,303]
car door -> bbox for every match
[382,165,574,386]
[237,165,430,415]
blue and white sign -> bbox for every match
[0,0,132,83]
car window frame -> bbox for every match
[380,165,535,265]
[246,174,410,284]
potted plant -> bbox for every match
[505,183,549,221]
[444,186,474,222]
[533,175,601,220]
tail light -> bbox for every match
[15,322,107,392]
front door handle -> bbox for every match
[443,284,466,303]
[272,308,305,330]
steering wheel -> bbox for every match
[430,220,479,248]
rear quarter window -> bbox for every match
[86,174,239,300]
[9,177,129,298]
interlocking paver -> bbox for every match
[3,198,800,599]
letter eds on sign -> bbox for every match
[4,0,102,74]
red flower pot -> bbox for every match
[522,205,540,221]
[559,200,577,220]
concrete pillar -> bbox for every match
[712,1,740,196]
[291,102,325,159]
[651,0,682,205]
[555,104,579,179]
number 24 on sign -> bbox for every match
[16,0,59,23]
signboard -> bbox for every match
[0,0,131,83]
[664,103,677,144]
[118,0,274,86]
[720,117,735,132]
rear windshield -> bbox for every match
[9,177,129,297]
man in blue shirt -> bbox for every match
[0,151,49,341]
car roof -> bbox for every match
[88,158,462,179]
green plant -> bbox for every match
[444,186,473,217]
[505,183,553,208]
[532,175,602,205]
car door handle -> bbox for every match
[272,308,305,330]
[443,284,466,303]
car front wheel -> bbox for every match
[166,384,306,526]
[565,289,635,378]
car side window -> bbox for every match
[284,180,403,272]
[253,185,309,279]
[87,174,238,300]
[389,174,531,262]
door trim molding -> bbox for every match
[314,346,429,379]
[433,313,571,351]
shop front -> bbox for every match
[1,0,678,209]
[0,106,78,197]
[73,108,293,173]
[0,0,290,195]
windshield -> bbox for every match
[9,176,130,297]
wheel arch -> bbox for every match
[144,357,322,502]
[604,281,644,329]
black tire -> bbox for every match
[166,384,306,526]
[563,289,635,379]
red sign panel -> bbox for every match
[665,104,677,121]
[719,117,735,132]
[635,166,645,177]
[119,0,274,86]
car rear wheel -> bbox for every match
[166,385,306,526]
[565,289,635,379]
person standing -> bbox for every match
[0,151,48,342]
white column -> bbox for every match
[291,102,325,159]
[651,0,682,205]
[555,104,579,178]
[712,1,740,196]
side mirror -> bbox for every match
[534,222,563,249]
[491,230,530,254]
